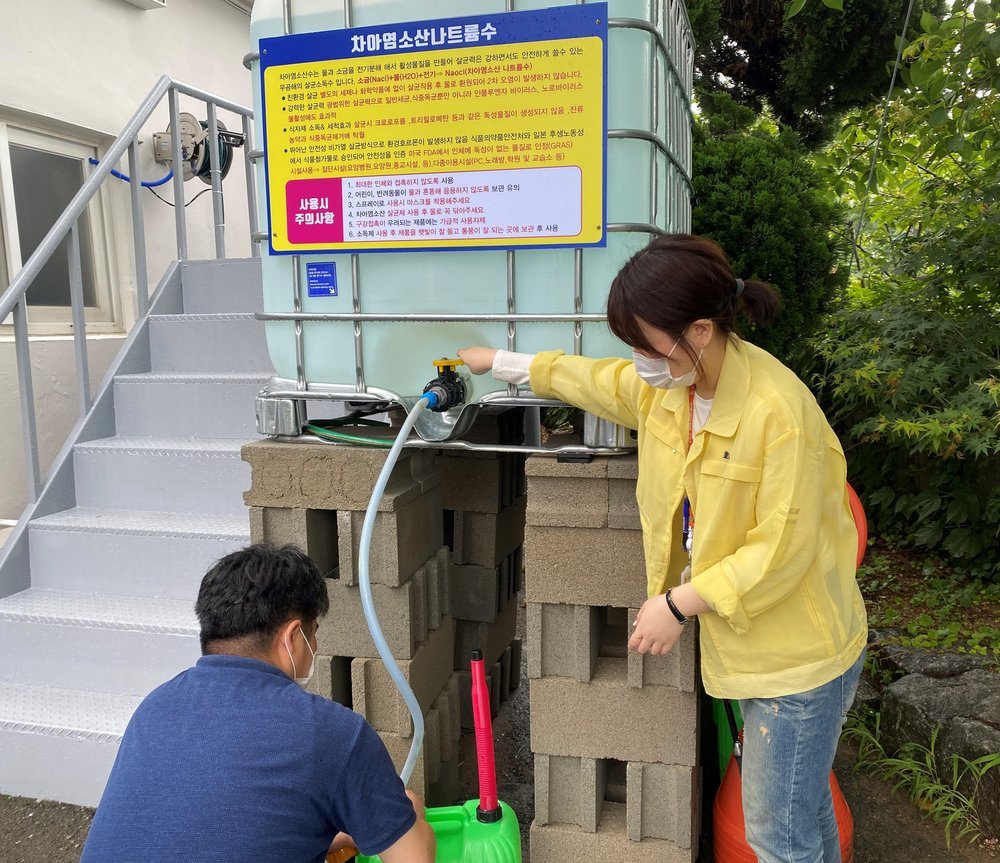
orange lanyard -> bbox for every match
[683,385,695,555]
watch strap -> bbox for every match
[665,589,688,625]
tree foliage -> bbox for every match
[691,93,849,363]
[808,0,1000,574]
[688,0,942,141]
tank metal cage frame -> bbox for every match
[250,0,695,453]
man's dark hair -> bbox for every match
[195,543,329,654]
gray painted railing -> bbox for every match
[0,76,257,506]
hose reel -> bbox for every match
[152,112,245,183]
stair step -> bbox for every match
[180,258,263,315]
[113,373,269,437]
[29,508,248,600]
[0,682,141,806]
[0,682,140,743]
[0,588,198,633]
[0,589,200,695]
[73,436,251,516]
[149,313,274,374]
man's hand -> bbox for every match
[628,594,684,656]
[326,832,358,863]
[457,347,498,375]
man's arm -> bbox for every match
[378,790,435,863]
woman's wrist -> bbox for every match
[667,581,710,618]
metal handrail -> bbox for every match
[0,75,256,504]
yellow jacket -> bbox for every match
[529,339,868,699]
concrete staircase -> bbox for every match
[0,258,270,806]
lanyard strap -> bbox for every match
[683,385,696,555]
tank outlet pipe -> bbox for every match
[471,649,501,822]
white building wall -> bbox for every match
[0,0,255,522]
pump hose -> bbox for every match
[303,423,392,448]
[358,394,438,783]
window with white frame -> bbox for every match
[0,122,118,333]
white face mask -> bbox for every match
[285,627,315,687]
[632,336,703,390]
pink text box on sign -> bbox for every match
[285,178,344,245]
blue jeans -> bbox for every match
[739,650,865,863]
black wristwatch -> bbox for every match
[665,589,689,625]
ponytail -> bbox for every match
[735,278,781,329]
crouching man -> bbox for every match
[81,543,435,863]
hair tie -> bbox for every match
[734,278,745,298]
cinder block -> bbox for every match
[627,611,698,692]
[424,708,442,785]
[450,561,509,623]
[424,550,450,629]
[530,808,693,863]
[436,547,452,618]
[627,762,698,846]
[530,666,698,766]
[490,661,502,716]
[317,576,418,660]
[305,655,352,707]
[608,476,641,530]
[525,455,611,480]
[534,754,608,832]
[526,474,609,528]
[461,407,526,446]
[445,674,461,743]
[428,750,462,807]
[524,524,647,607]
[509,638,522,692]
[512,545,524,594]
[378,727,438,799]
[249,507,339,575]
[534,754,580,827]
[527,603,600,682]
[452,496,526,567]
[433,683,454,763]
[515,453,527,498]
[453,590,518,671]
[500,646,512,702]
[337,485,443,587]
[411,565,428,646]
[441,452,504,513]
[606,454,638,480]
[242,440,440,511]
[350,616,455,736]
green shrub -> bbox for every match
[692,99,849,363]
[809,292,1000,576]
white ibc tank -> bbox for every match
[249,0,693,439]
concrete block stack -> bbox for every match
[242,441,462,804]
[524,454,700,862]
[441,446,526,730]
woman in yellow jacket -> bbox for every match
[459,234,867,863]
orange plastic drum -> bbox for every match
[713,755,855,863]
[847,482,867,568]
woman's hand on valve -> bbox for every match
[457,346,498,375]
[629,593,684,656]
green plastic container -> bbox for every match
[357,799,521,863]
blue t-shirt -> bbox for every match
[81,655,415,862]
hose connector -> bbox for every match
[422,358,467,412]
